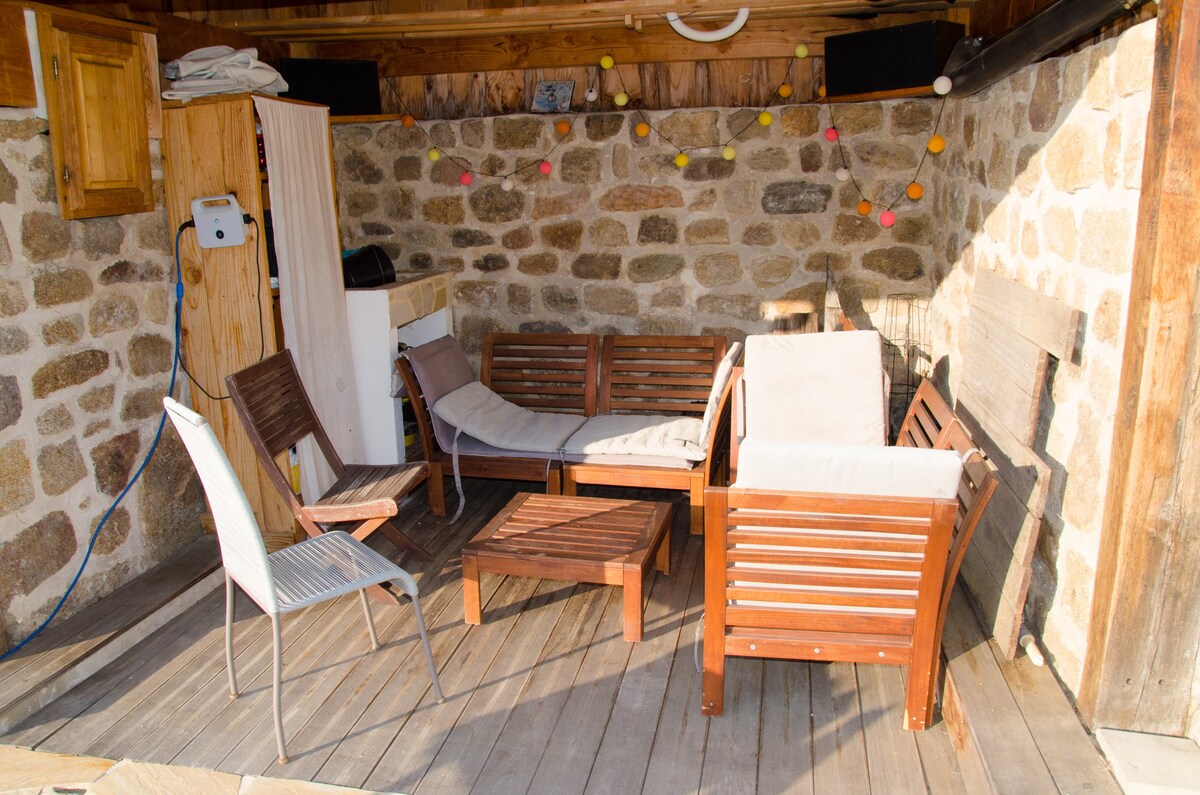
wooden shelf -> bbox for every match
[330,113,407,125]
[826,85,937,103]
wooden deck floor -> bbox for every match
[3,478,968,794]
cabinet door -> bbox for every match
[41,16,153,219]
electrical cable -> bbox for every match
[0,220,192,662]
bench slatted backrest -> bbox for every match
[599,335,727,416]
[481,332,600,415]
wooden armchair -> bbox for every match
[702,333,998,731]
[225,350,435,564]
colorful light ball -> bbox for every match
[614,92,629,107]
[721,145,736,161]
[674,151,690,168]
[933,75,953,96]
[501,178,515,192]
[401,114,414,128]
[586,88,598,102]
[824,127,839,142]
[758,111,773,127]
[880,210,896,228]
[856,199,872,216]
[538,160,553,175]
[635,121,651,137]
[600,54,615,70]
[778,84,793,99]
[906,181,925,200]
[818,85,827,98]
[927,134,946,154]
[795,43,809,59]
[555,119,571,135]
[427,148,440,161]
[835,167,851,182]
[459,172,474,186]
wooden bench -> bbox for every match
[397,332,733,533]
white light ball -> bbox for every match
[501,178,515,192]
[933,75,953,96]
[585,88,598,102]
[835,167,851,182]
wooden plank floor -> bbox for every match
[3,478,967,794]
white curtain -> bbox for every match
[253,96,363,501]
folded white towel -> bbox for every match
[163,45,287,100]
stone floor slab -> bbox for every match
[0,745,115,792]
[1097,728,1200,795]
[86,759,240,795]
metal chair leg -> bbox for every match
[410,592,444,703]
[270,614,288,764]
[225,574,239,698]
[358,589,380,651]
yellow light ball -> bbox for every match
[555,119,571,135]
[856,199,873,216]
[758,111,773,127]
[906,181,925,201]
[614,92,629,107]
[721,145,736,161]
[817,85,827,98]
[927,134,946,154]
[674,151,690,168]
[427,148,440,161]
[778,84,793,99]
[635,121,651,137]
[600,54,615,70]
[795,43,809,59]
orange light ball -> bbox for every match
[927,134,946,154]
[778,84,793,99]
[401,114,414,128]
[635,121,651,137]
[555,119,571,135]
[818,85,827,98]
[906,182,925,201]
[856,199,873,216]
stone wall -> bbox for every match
[332,101,946,370]
[926,20,1155,693]
[0,109,204,651]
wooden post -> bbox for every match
[1078,0,1200,733]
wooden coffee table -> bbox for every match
[462,492,673,641]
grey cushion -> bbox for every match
[403,335,476,453]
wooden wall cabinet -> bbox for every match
[37,10,155,219]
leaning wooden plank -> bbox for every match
[972,269,1082,361]
[957,376,1042,451]
[991,642,1121,794]
[941,588,1056,795]
[963,310,1049,399]
[954,399,1052,519]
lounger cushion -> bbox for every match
[562,413,706,461]
[432,381,586,453]
[734,438,962,499]
[744,331,887,447]
[698,341,743,450]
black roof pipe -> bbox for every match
[945,0,1152,97]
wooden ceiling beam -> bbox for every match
[230,0,964,42]
[315,11,946,76]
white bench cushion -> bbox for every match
[562,413,705,461]
[734,438,962,499]
[744,331,887,447]
[698,341,742,450]
[432,381,585,453]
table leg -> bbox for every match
[462,554,482,625]
[622,564,643,642]
[655,528,670,576]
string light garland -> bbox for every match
[379,36,954,234]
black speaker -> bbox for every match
[825,21,965,98]
[278,58,382,116]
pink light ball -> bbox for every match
[459,172,474,186]
[824,127,839,142]
[880,210,896,228]
[538,160,553,175]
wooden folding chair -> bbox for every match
[226,350,435,566]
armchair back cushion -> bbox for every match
[743,330,887,446]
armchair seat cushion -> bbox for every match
[734,438,962,499]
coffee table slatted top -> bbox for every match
[467,494,670,564]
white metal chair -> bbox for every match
[163,396,444,764]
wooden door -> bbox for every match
[39,13,153,219]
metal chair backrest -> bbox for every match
[164,396,278,615]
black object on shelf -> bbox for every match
[342,244,396,289]
[825,21,965,97]
[278,58,382,116]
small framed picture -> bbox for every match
[531,80,574,113]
